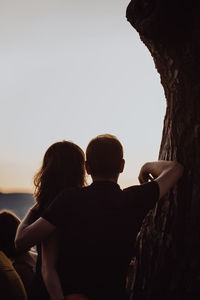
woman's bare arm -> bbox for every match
[15,215,56,252]
[41,232,64,300]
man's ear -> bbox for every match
[119,159,125,173]
[85,161,91,175]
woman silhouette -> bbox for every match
[20,141,87,300]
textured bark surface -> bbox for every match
[126,1,200,299]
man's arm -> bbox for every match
[15,216,56,252]
[138,160,184,199]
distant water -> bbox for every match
[0,192,35,219]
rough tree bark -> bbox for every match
[126,1,200,299]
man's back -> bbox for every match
[43,180,159,299]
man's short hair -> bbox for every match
[86,134,123,178]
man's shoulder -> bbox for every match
[56,185,92,202]
[123,184,141,193]
[61,185,91,195]
[123,181,159,199]
[42,186,89,222]
[60,186,81,195]
[123,183,144,196]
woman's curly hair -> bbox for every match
[34,141,86,209]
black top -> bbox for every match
[42,181,159,300]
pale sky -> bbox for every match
[0,0,165,192]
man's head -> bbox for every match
[86,134,125,181]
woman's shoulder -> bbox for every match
[29,203,43,219]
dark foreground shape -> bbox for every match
[126,1,200,299]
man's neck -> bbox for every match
[91,176,119,183]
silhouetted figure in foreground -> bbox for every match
[0,210,36,299]
[0,250,27,300]
[16,134,183,300]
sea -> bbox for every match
[0,192,35,219]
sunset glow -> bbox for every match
[0,0,165,192]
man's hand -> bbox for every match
[139,160,184,199]
[138,164,155,183]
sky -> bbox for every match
[0,0,165,193]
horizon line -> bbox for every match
[0,187,33,194]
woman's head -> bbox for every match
[34,141,86,207]
[0,210,20,258]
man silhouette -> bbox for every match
[15,134,183,300]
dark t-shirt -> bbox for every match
[42,181,159,300]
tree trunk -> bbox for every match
[126,1,200,299]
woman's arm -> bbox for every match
[15,215,56,252]
[41,232,64,300]
[15,205,39,252]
